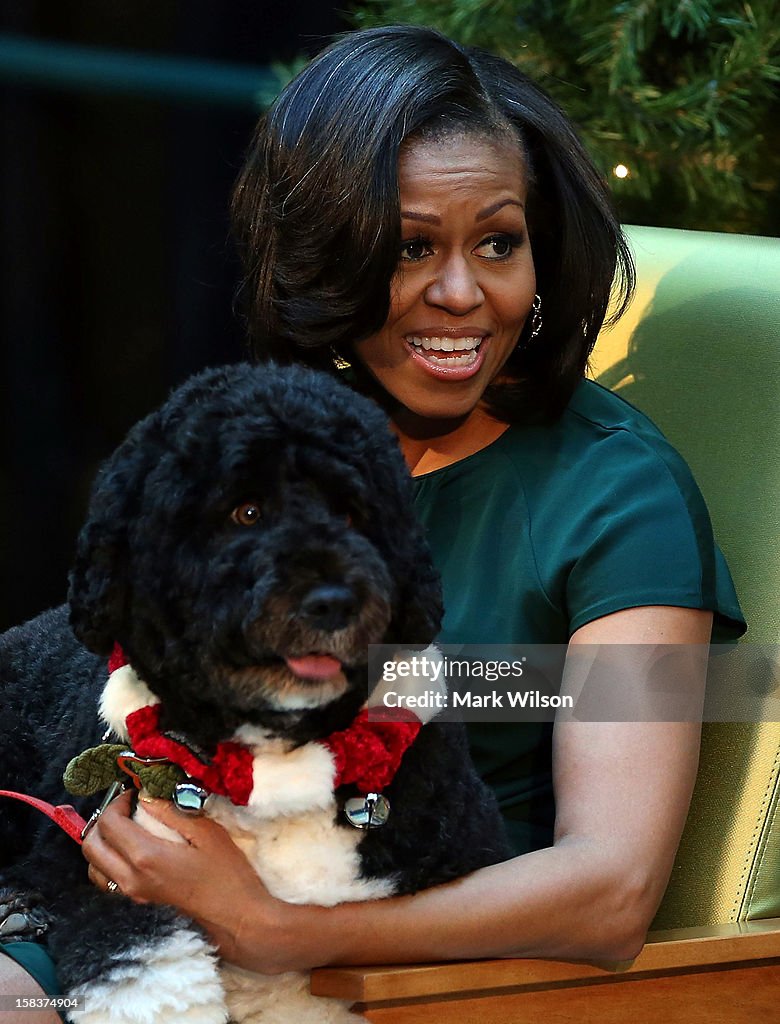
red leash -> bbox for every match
[0,790,87,845]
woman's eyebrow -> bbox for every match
[400,199,524,225]
[401,210,440,224]
[476,198,524,221]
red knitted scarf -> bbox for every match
[112,646,420,806]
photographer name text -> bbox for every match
[380,689,572,710]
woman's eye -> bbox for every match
[231,502,261,527]
[400,237,432,262]
[474,234,521,259]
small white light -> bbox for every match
[613,164,630,179]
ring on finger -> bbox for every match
[106,880,120,895]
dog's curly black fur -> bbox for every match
[0,363,510,1021]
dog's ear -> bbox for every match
[68,438,151,656]
[361,437,445,647]
[389,520,444,647]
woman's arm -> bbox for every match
[83,605,711,972]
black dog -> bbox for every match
[0,363,510,1023]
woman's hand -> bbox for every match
[81,789,300,972]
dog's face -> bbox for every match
[69,364,442,744]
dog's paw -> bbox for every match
[0,888,52,941]
[66,926,229,1024]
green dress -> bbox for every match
[411,379,746,856]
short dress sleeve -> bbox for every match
[557,409,745,642]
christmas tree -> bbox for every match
[351,1,780,234]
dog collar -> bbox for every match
[105,646,424,807]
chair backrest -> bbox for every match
[591,225,780,928]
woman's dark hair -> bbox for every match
[232,24,634,422]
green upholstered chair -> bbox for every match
[593,224,780,929]
[313,226,780,1021]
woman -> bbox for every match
[2,24,745,1010]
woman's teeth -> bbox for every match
[407,336,483,367]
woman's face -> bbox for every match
[353,132,536,423]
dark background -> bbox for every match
[0,2,348,630]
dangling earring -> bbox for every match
[528,293,543,340]
[331,347,352,370]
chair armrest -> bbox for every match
[311,918,780,1021]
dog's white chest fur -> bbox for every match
[206,735,395,905]
[136,789,393,908]
[209,802,394,907]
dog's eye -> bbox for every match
[231,502,261,527]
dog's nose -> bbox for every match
[299,584,357,632]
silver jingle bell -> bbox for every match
[172,781,210,815]
[344,792,390,830]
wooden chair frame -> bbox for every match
[312,918,780,1021]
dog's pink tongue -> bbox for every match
[285,654,342,680]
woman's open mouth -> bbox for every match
[405,335,489,379]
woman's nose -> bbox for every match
[424,253,484,313]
